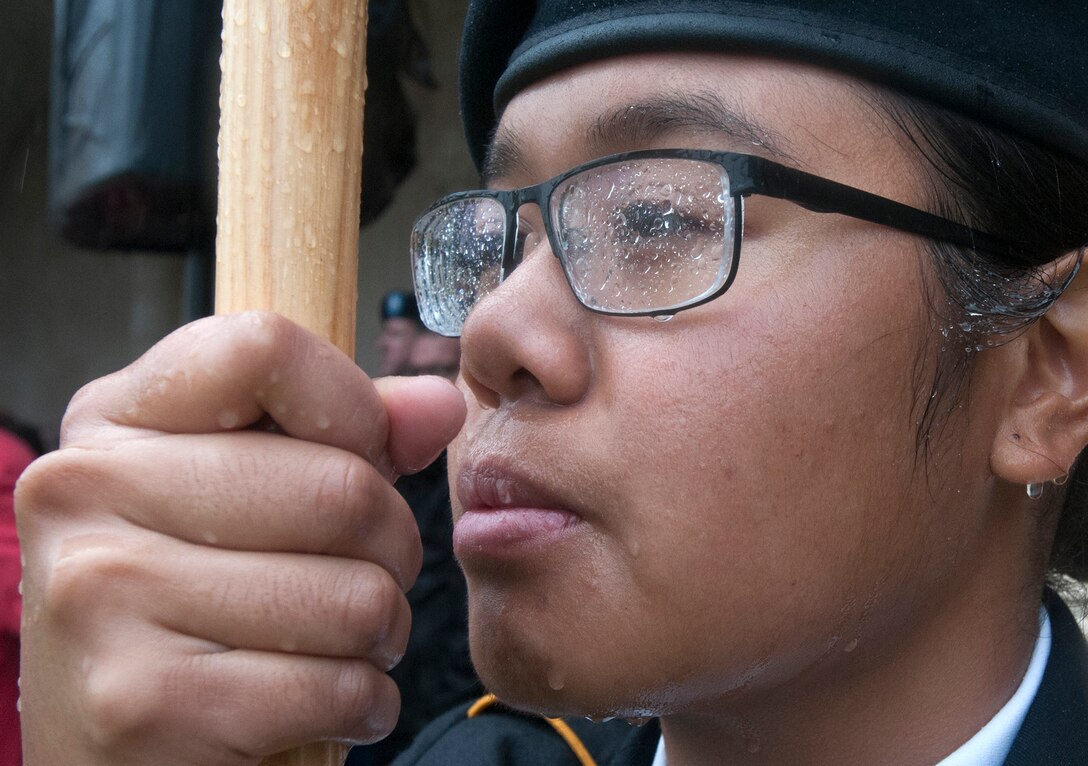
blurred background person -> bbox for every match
[406,331,461,381]
[378,290,423,376]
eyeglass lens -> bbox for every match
[411,157,737,336]
[412,197,507,336]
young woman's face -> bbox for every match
[447,54,1006,719]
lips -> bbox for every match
[453,460,585,557]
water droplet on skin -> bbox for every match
[316,414,331,430]
[14,698,20,713]
[653,314,675,323]
[202,530,219,545]
[844,638,859,653]
[547,668,565,691]
[623,716,652,727]
[275,403,288,416]
[268,371,280,384]
[16,580,21,596]
[218,410,241,429]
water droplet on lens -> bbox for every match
[624,716,652,727]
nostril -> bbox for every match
[459,364,501,411]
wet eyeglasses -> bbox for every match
[410,149,1025,337]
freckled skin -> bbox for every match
[448,54,1046,764]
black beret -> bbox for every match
[459,0,1088,170]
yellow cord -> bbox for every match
[465,694,599,766]
[466,693,499,718]
[541,716,599,766]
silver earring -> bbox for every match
[1026,482,1044,499]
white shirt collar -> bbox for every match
[650,607,1051,766]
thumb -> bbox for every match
[375,375,467,478]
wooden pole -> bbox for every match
[216,0,365,356]
[216,1,368,764]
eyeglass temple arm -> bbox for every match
[749,158,1033,262]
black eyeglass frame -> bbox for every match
[411,148,1032,331]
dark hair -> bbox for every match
[870,91,1088,584]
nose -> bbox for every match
[458,237,593,410]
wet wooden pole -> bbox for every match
[216,1,368,764]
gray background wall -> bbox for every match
[0,0,475,448]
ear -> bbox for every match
[990,258,1088,485]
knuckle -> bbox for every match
[82,658,161,749]
[58,378,109,443]
[228,310,298,364]
[331,665,399,742]
[14,449,106,527]
[310,453,381,543]
[344,568,407,660]
[44,537,151,623]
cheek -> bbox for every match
[593,250,937,658]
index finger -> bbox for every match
[63,312,392,467]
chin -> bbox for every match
[465,586,680,721]
[471,651,652,721]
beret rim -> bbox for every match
[461,3,1088,170]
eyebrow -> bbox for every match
[482,91,795,183]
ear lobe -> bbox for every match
[990,261,1088,486]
